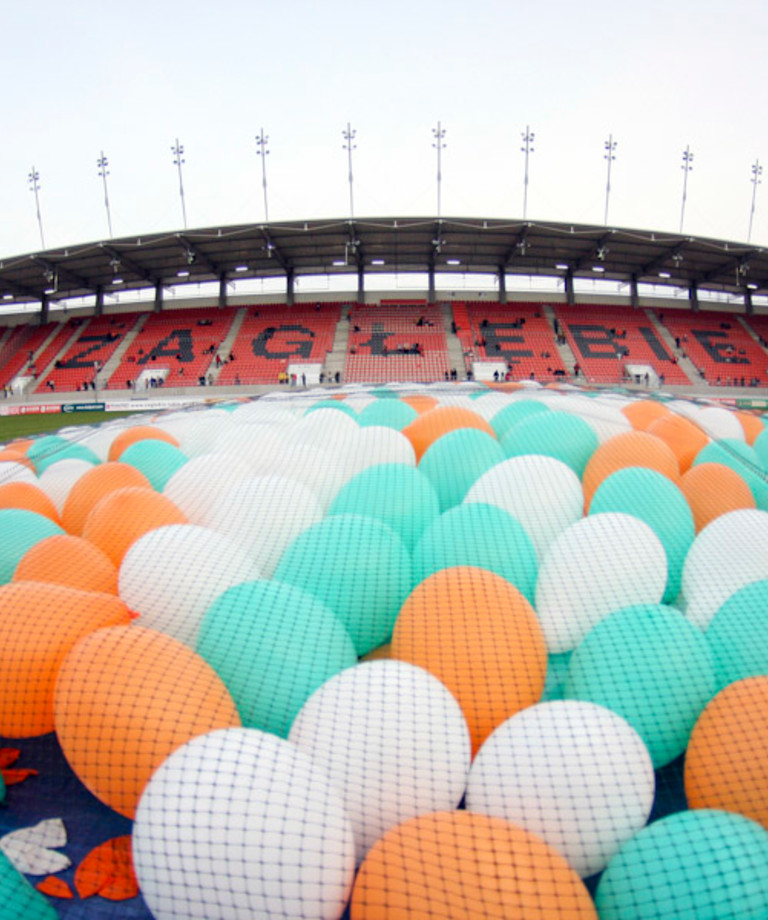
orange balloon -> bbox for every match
[0,481,61,524]
[11,439,36,455]
[647,413,710,473]
[680,462,756,533]
[392,567,546,755]
[0,449,34,470]
[0,581,133,736]
[735,411,765,446]
[359,642,391,663]
[403,407,496,462]
[107,426,180,462]
[582,430,681,510]
[62,462,152,536]
[401,394,438,415]
[14,534,119,595]
[82,487,187,566]
[685,676,768,832]
[621,399,672,431]
[350,810,597,920]
[54,624,241,818]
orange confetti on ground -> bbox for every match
[0,748,19,768]
[36,876,74,899]
[2,768,37,785]
[75,836,138,901]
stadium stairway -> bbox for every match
[645,310,699,382]
[97,314,149,387]
[542,304,578,374]
[323,303,352,382]
[205,308,247,384]
[442,303,467,378]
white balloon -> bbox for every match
[535,512,667,653]
[696,406,745,442]
[204,475,323,578]
[37,459,94,513]
[133,727,355,920]
[175,411,235,458]
[465,455,584,560]
[465,700,655,877]
[0,461,37,485]
[119,524,260,647]
[163,454,253,525]
[289,660,471,865]
[681,508,768,629]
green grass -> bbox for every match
[0,410,147,443]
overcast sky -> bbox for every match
[2,0,767,260]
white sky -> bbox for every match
[2,0,767,260]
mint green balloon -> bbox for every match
[358,399,418,430]
[274,513,412,655]
[304,400,358,418]
[501,410,598,477]
[197,579,357,737]
[694,439,768,509]
[121,439,189,491]
[565,603,716,768]
[412,502,537,602]
[0,848,57,919]
[596,810,768,920]
[329,463,439,552]
[752,426,768,468]
[490,400,549,440]
[707,578,768,691]
[0,509,64,584]
[419,428,504,511]
[27,435,99,474]
[590,467,695,602]
[541,650,573,702]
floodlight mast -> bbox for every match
[171,138,188,230]
[748,158,762,244]
[521,126,535,220]
[604,134,617,225]
[432,121,446,219]
[97,151,114,238]
[27,166,45,250]
[342,123,357,220]
[256,128,270,223]
[679,145,694,233]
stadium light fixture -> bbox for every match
[255,128,270,223]
[177,269,190,278]
[447,259,461,265]
[342,123,357,219]
[432,121,447,218]
[171,139,188,230]
[27,166,45,250]
[556,263,569,271]
[748,158,762,243]
[235,264,248,272]
[679,146,694,233]
[2,294,14,301]
[521,126,535,220]
[659,271,672,279]
[371,259,385,266]
[603,135,617,225]
[592,265,605,272]
[97,151,114,238]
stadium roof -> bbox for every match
[0,216,765,307]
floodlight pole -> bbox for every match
[679,145,694,233]
[255,128,270,223]
[432,121,446,219]
[28,166,45,250]
[604,134,617,225]
[171,138,188,230]
[342,123,357,219]
[97,151,114,238]
[521,126,535,220]
[748,158,762,243]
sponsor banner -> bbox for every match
[736,398,768,410]
[0,404,61,416]
[61,403,106,414]
[104,398,198,413]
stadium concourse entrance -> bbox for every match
[624,364,658,387]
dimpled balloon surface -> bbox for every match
[289,660,471,864]
[107,425,180,461]
[133,727,355,920]
[119,439,189,492]
[685,676,768,831]
[0,509,64,584]
[119,524,260,648]
[595,810,768,920]
[350,810,597,919]
[565,603,716,768]
[197,579,357,737]
[412,502,538,602]
[403,406,496,461]
[464,455,583,559]
[62,462,152,535]
[693,438,768,509]
[646,412,709,473]
[501,410,599,477]
[0,848,57,919]
[418,428,505,511]
[465,700,654,877]
[490,399,550,440]
[162,453,253,523]
[54,625,240,818]
[392,566,546,754]
[0,581,132,736]
[0,481,61,523]
[274,513,412,656]
[680,461,756,533]
[36,458,95,514]
[329,463,440,552]
[357,398,418,429]
[589,467,694,602]
[706,579,768,690]
[14,534,118,595]
[535,512,667,653]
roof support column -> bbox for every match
[94,286,104,317]
[745,288,754,315]
[630,274,640,309]
[39,293,49,325]
[498,268,507,304]
[564,269,575,306]
[688,281,699,313]
[286,268,295,306]
[154,281,164,313]
[428,256,436,305]
[218,272,228,309]
[357,264,365,304]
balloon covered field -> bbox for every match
[0,381,767,918]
